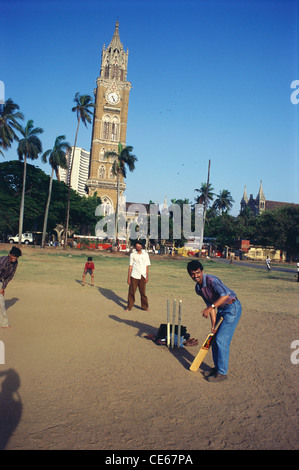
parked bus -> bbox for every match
[72,235,127,251]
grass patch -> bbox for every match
[2,249,297,317]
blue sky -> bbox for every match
[1,0,299,216]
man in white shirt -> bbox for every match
[125,240,151,311]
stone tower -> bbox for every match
[256,180,266,214]
[240,185,249,212]
[86,21,132,211]
[240,181,267,215]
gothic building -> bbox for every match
[240,181,298,215]
[86,21,132,212]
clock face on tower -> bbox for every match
[107,92,120,104]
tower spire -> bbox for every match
[242,185,248,204]
[108,20,123,51]
[256,180,266,214]
[256,180,265,201]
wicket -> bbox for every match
[167,299,182,348]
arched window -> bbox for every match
[109,167,116,179]
[111,116,119,141]
[101,196,114,215]
[102,115,111,140]
[104,63,109,79]
[112,64,118,79]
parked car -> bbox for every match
[8,233,34,245]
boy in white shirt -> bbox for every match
[125,240,150,311]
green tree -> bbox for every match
[213,189,234,214]
[41,135,71,246]
[194,182,214,207]
[257,206,299,260]
[0,99,24,156]
[78,193,102,235]
[205,213,236,249]
[105,142,137,240]
[16,120,43,244]
[64,93,95,248]
[235,207,258,241]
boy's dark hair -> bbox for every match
[88,257,92,261]
[132,239,145,248]
[187,260,203,273]
[10,246,22,257]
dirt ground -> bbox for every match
[0,244,298,450]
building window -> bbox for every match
[98,165,106,179]
[102,115,111,140]
[104,122,109,140]
[112,64,118,79]
[111,116,119,142]
[109,167,116,179]
[111,123,118,141]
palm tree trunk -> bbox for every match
[200,159,211,251]
[42,167,54,247]
[64,118,80,249]
[115,170,120,242]
[18,155,27,246]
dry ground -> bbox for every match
[0,245,298,450]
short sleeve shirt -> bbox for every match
[85,262,95,271]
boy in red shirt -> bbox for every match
[82,257,95,286]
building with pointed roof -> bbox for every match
[240,181,298,215]
[86,21,132,210]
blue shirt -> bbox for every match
[195,274,237,308]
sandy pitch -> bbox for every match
[0,246,298,450]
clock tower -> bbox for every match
[86,21,132,211]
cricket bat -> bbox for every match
[189,317,223,372]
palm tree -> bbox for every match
[41,135,71,247]
[0,99,24,156]
[17,120,43,245]
[64,92,95,248]
[195,160,213,244]
[105,142,137,240]
[213,189,235,215]
[194,182,214,207]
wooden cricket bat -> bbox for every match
[189,317,224,372]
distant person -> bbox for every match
[82,257,95,286]
[0,247,22,328]
[125,240,150,312]
[266,256,271,273]
[187,259,242,382]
